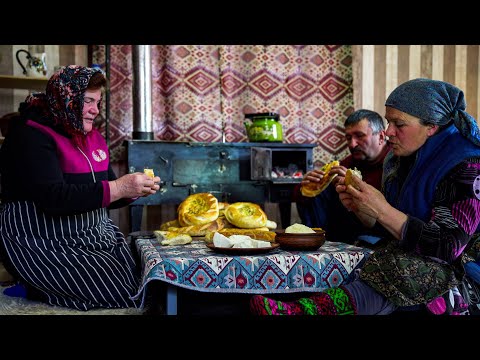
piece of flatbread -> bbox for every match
[144,168,155,178]
[344,167,362,190]
[266,220,277,230]
[154,230,192,246]
[300,160,340,197]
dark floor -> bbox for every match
[143,281,254,315]
[143,282,322,316]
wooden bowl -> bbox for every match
[275,229,326,251]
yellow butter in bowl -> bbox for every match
[144,168,155,178]
[285,223,316,234]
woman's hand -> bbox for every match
[336,175,408,239]
[336,177,377,228]
[339,175,386,219]
[141,174,161,197]
[109,172,161,202]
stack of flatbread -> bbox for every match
[157,193,277,245]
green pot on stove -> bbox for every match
[244,112,283,142]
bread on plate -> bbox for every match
[224,202,267,228]
[177,192,219,226]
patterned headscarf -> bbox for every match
[21,65,104,147]
[385,78,480,146]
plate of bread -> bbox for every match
[157,193,278,241]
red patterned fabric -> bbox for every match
[249,286,357,315]
[92,45,353,164]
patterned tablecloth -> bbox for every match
[132,238,372,305]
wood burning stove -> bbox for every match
[126,140,315,231]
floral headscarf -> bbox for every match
[21,65,104,147]
[385,78,480,146]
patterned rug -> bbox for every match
[0,285,143,315]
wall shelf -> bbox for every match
[0,75,48,91]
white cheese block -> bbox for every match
[213,233,273,248]
[232,239,255,248]
[254,240,272,248]
[213,232,233,248]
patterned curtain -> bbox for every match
[92,45,353,165]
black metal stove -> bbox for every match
[126,140,315,231]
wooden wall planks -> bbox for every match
[353,45,480,125]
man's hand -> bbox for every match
[301,169,325,187]
[302,165,347,187]
[328,165,348,186]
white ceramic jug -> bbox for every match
[16,49,47,78]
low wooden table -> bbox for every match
[132,238,372,315]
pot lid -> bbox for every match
[244,112,280,121]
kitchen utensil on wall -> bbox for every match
[244,112,283,142]
[15,49,47,78]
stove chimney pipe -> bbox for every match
[131,45,153,140]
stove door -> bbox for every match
[250,147,272,181]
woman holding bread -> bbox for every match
[251,78,480,315]
[0,66,160,310]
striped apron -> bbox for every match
[0,201,140,310]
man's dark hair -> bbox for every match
[344,109,385,134]
[87,71,107,90]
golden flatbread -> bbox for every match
[344,167,362,190]
[154,231,192,246]
[224,202,267,228]
[167,218,226,237]
[177,193,219,226]
[143,168,155,178]
[300,160,340,197]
